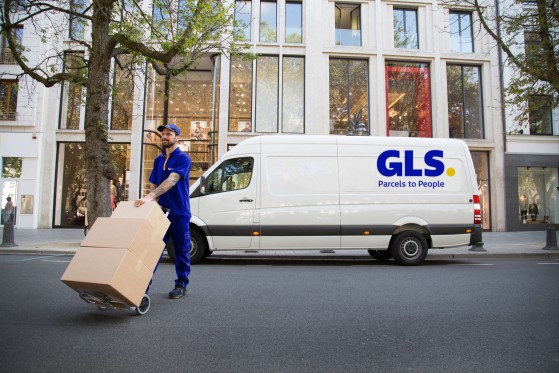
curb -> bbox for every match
[1,248,558,260]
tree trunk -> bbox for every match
[85,0,115,226]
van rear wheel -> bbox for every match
[390,232,428,266]
[367,250,392,261]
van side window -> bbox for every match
[206,157,254,194]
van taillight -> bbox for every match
[473,195,482,225]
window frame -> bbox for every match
[259,0,278,43]
[0,79,18,120]
[449,10,474,53]
[446,64,485,139]
[334,3,362,46]
[393,8,419,49]
[528,95,553,135]
[285,0,303,44]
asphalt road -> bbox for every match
[0,255,558,373]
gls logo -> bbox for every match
[377,150,455,177]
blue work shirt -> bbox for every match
[149,147,191,217]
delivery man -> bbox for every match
[135,123,191,299]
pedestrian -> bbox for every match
[3,196,14,224]
[134,123,192,299]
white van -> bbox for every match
[188,135,482,265]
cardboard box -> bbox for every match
[81,217,165,271]
[111,201,170,238]
[61,247,152,307]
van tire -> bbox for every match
[165,231,207,264]
[367,250,392,261]
[390,232,428,266]
[190,229,207,264]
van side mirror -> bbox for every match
[200,176,207,195]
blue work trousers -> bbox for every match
[148,214,191,292]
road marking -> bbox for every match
[456,263,494,266]
[43,259,72,263]
[537,263,559,265]
[19,255,59,261]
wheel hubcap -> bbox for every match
[401,238,420,259]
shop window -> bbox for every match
[229,57,253,132]
[110,54,135,130]
[528,95,553,135]
[471,152,491,230]
[285,1,302,43]
[329,58,369,135]
[450,11,473,53]
[235,0,252,41]
[2,157,22,178]
[385,62,432,137]
[394,8,418,49]
[255,55,279,132]
[260,1,277,43]
[59,52,86,129]
[0,79,18,120]
[54,143,131,227]
[518,167,558,224]
[335,3,361,46]
[144,65,214,181]
[447,64,484,139]
[0,25,22,65]
[282,56,305,133]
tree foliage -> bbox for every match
[445,0,558,127]
[1,0,248,225]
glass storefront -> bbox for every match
[517,167,558,225]
[229,57,253,132]
[329,58,369,134]
[385,62,431,137]
[54,143,130,227]
[144,56,220,191]
[471,151,491,230]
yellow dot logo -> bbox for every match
[446,168,456,177]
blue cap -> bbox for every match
[157,123,181,136]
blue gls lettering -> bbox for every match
[378,149,445,177]
[404,150,422,176]
[377,150,402,176]
[424,150,444,177]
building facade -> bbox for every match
[498,0,559,231]
[1,0,553,232]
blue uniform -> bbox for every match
[149,147,191,288]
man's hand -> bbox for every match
[134,193,156,207]
[134,173,179,207]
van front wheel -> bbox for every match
[390,232,428,266]
[189,229,207,264]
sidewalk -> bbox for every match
[1,226,558,260]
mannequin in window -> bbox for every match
[528,203,539,221]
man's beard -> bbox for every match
[162,139,176,148]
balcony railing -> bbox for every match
[0,112,17,121]
[0,48,17,64]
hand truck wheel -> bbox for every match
[135,294,150,315]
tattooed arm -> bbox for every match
[134,172,181,207]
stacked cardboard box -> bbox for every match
[61,201,170,307]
